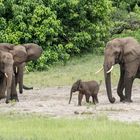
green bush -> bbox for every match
[111,0,140,36]
[111,1,140,42]
[0,0,112,71]
[53,0,112,53]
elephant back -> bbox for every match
[0,43,14,52]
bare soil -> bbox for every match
[0,85,140,122]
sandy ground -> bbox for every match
[0,85,140,122]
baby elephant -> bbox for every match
[69,80,101,106]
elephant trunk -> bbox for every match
[23,85,33,90]
[104,65,115,103]
[69,90,73,104]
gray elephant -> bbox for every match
[103,37,140,103]
[14,62,33,94]
[0,43,42,103]
[69,80,101,106]
[15,43,43,94]
[0,44,27,103]
[0,51,13,103]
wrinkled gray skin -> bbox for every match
[69,80,101,106]
[0,51,13,103]
[0,43,42,103]
[0,43,27,103]
[15,43,43,94]
[104,37,140,103]
[15,63,33,94]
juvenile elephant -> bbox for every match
[103,37,140,103]
[69,80,101,106]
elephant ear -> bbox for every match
[123,38,140,63]
[23,43,43,62]
[76,79,83,91]
[105,39,122,59]
[10,45,27,65]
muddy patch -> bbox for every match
[0,85,140,122]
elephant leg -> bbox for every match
[85,94,90,103]
[5,72,13,104]
[78,93,83,106]
[10,74,19,102]
[92,96,96,104]
[94,95,99,103]
[117,65,125,102]
[14,66,18,86]
[0,73,6,99]
[123,62,138,102]
[124,77,134,102]
[18,64,24,94]
[0,81,6,99]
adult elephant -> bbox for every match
[0,43,42,103]
[15,43,43,94]
[0,51,14,103]
[103,37,140,103]
[0,44,27,103]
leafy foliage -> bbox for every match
[111,0,140,38]
[0,0,112,70]
[2,0,140,70]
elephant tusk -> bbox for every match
[106,66,114,73]
[95,67,103,74]
[5,73,8,78]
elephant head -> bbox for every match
[0,43,43,63]
[69,80,81,104]
[0,43,28,65]
[23,43,43,62]
[104,37,140,103]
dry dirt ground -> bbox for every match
[0,85,140,122]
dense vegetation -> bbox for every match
[0,0,140,70]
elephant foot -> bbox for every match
[5,98,19,104]
[11,98,19,102]
[10,96,19,102]
[19,90,23,94]
[120,98,125,102]
[5,99,10,104]
[119,95,125,102]
[122,99,133,103]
